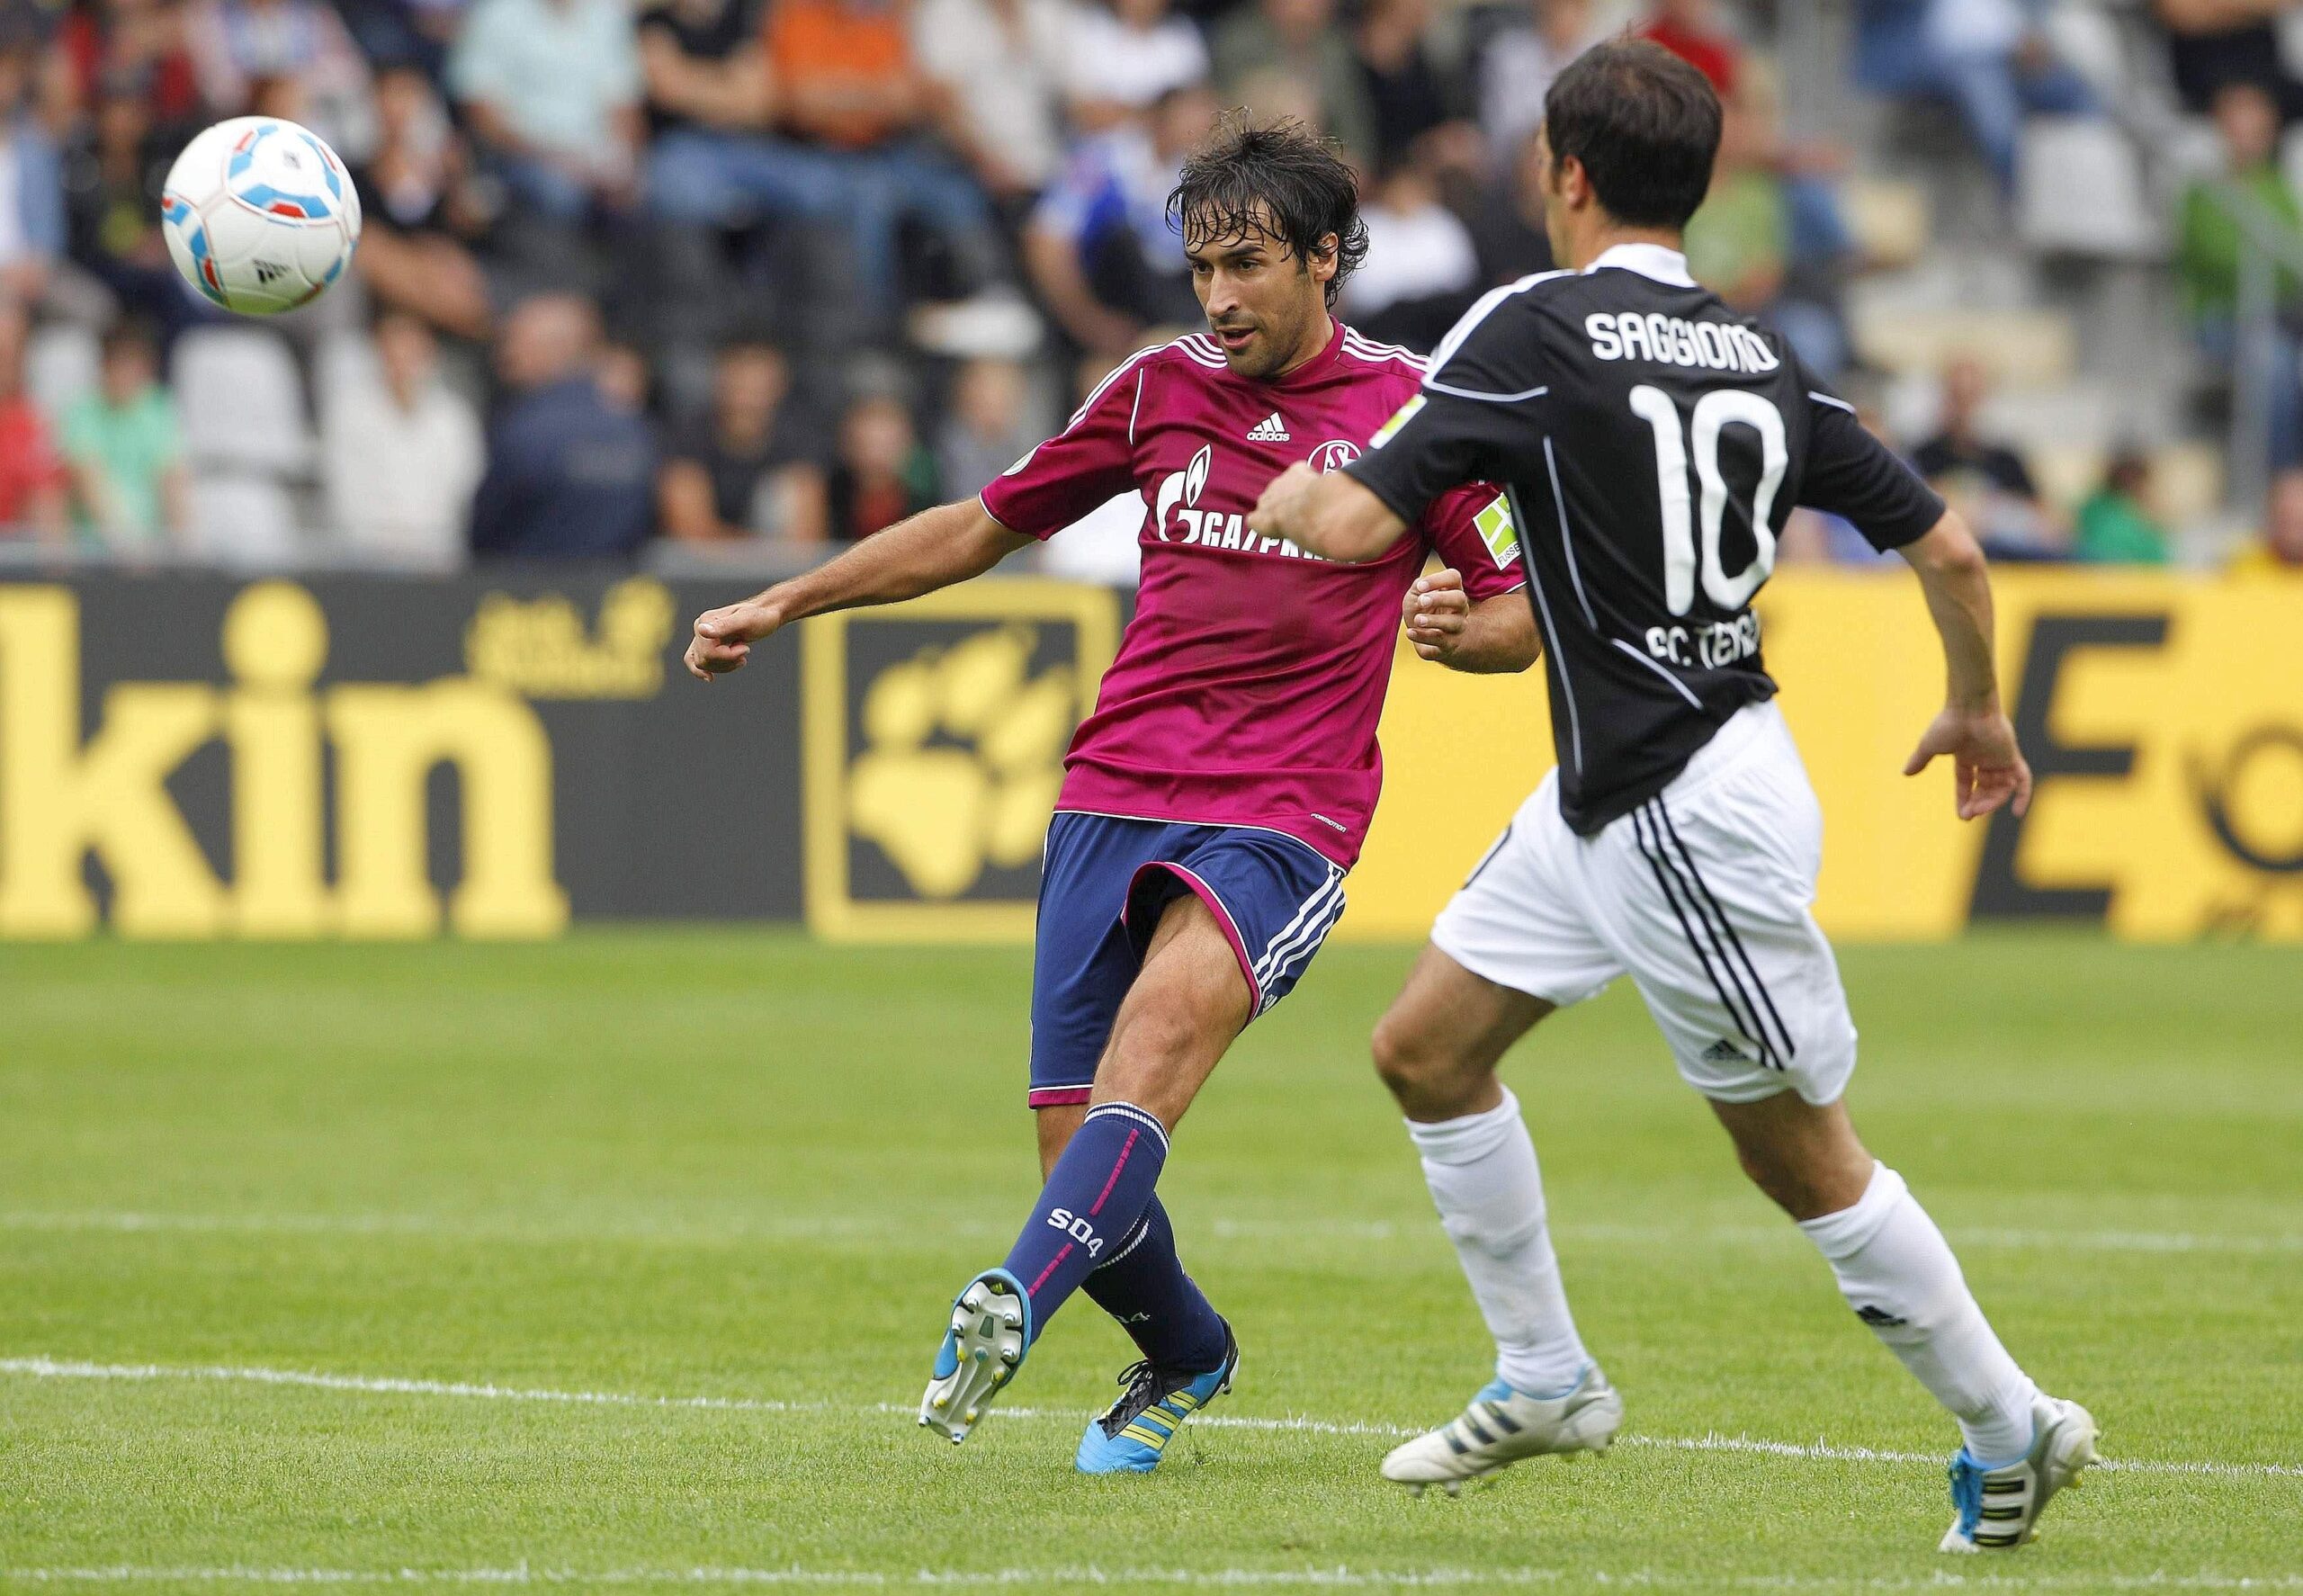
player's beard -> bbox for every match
[1211,300,1317,381]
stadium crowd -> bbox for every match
[0,0,2295,571]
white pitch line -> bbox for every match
[6,1210,2300,1257]
[0,1571,2299,1592]
[6,1356,2299,1482]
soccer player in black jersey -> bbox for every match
[1250,40,2095,1553]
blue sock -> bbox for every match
[1000,1101,1168,1340]
[1083,1197,1229,1373]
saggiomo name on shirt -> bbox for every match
[1583,311,1781,373]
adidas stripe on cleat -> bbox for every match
[1381,1365,1622,1493]
[1074,1321,1241,1475]
[918,1269,1032,1445]
[1940,1394,2099,1552]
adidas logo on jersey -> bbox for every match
[1700,1038,1751,1065]
[1246,412,1290,443]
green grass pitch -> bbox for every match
[2,930,2299,1592]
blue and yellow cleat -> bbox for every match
[919,1269,1033,1445]
[1940,1394,2099,1552]
[1074,1321,1240,1475]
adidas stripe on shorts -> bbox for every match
[1432,701,1858,1106]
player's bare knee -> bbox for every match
[1371,1014,1486,1118]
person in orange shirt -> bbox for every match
[765,0,1001,313]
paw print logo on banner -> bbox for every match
[801,581,1121,942]
[847,626,1075,899]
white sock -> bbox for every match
[1406,1087,1590,1397]
[1798,1161,2039,1463]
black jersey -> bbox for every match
[1346,245,1945,835]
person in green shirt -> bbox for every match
[61,320,189,553]
[2074,450,2171,565]
[2177,81,2303,469]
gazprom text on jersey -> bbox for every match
[1586,312,1782,373]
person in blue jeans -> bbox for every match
[1854,0,2098,193]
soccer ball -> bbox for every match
[161,118,362,316]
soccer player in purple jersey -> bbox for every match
[683,119,1539,1473]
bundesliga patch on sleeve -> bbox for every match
[1475,492,1519,567]
[1371,395,1424,448]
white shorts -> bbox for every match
[1431,700,1858,1106]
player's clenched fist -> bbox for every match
[1402,569,1471,663]
[685,600,783,681]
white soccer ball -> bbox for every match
[161,117,362,316]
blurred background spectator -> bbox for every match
[1914,355,2067,560]
[64,318,187,552]
[470,292,655,557]
[0,0,2281,570]
[323,310,484,565]
[659,337,828,542]
[2231,467,2303,574]
[0,300,69,544]
[2074,447,2173,565]
[1067,0,1210,132]
[825,388,935,542]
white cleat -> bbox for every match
[1382,1366,1623,1493]
[1940,1394,2100,1552]
[918,1269,1031,1446]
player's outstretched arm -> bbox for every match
[1895,510,2033,820]
[1403,569,1542,674]
[686,498,1032,680]
[1250,462,1409,564]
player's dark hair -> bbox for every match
[1543,40,1721,231]
[1166,113,1367,308]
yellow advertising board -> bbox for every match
[1350,569,2303,942]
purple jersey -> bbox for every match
[981,322,1527,868]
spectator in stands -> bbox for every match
[0,300,68,543]
[0,45,65,315]
[913,0,1072,210]
[346,66,495,341]
[935,354,1035,498]
[2230,467,2303,574]
[641,0,842,254]
[1913,355,2066,559]
[1684,68,1850,378]
[470,293,657,558]
[1636,0,1742,94]
[64,84,184,334]
[825,390,936,541]
[2155,0,2303,123]
[659,339,829,542]
[58,0,202,130]
[1066,0,1210,133]
[1025,83,1217,356]
[1480,0,1609,176]
[61,318,186,552]
[2178,81,2303,471]
[2073,449,2171,565]
[765,0,1004,313]
[1851,0,2097,193]
[183,0,375,159]
[1464,127,1555,285]
[1344,158,1478,350]
[322,312,485,567]
[1213,0,1376,166]
[1352,0,1479,178]
[450,0,644,224]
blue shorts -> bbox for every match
[1027,811,1347,1107]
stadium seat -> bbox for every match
[1850,306,2079,390]
[311,328,383,426]
[187,471,302,567]
[175,327,314,477]
[2018,119,2162,259]
[1842,178,1931,273]
[26,322,99,424]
